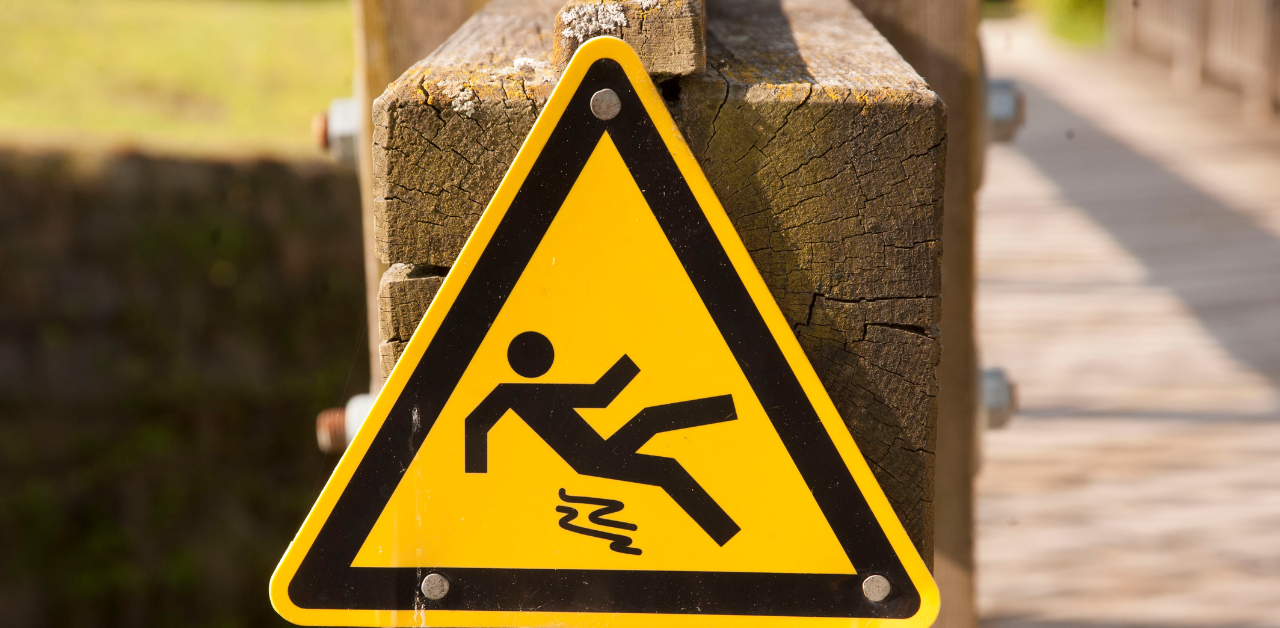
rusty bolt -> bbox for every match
[312,111,329,151]
[316,407,346,454]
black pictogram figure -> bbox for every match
[465,331,741,545]
[556,488,641,555]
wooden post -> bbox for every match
[1110,0,1138,50]
[1171,0,1208,92]
[351,0,485,392]
[846,1,985,628]
[1240,0,1277,124]
[371,0,946,565]
[1273,1,1280,111]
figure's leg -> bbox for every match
[612,453,741,546]
[605,395,736,455]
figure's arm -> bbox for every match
[465,388,513,473]
[576,355,640,408]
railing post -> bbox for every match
[1242,0,1277,124]
[1171,0,1208,92]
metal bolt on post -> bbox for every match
[421,573,450,601]
[591,89,621,120]
[862,575,891,602]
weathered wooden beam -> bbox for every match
[371,0,944,562]
[849,1,984,627]
[553,0,706,77]
[352,0,486,391]
[377,263,443,379]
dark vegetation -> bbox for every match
[0,149,366,627]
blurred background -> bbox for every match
[1,0,1277,627]
[0,1,366,626]
[977,1,1280,627]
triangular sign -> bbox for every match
[272,37,939,628]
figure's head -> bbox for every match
[508,331,554,378]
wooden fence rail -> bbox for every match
[1110,0,1279,122]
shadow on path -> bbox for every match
[984,617,1260,628]
[1010,84,1280,392]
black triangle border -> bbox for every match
[288,58,922,620]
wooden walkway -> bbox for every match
[975,17,1280,628]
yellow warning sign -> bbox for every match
[271,36,938,628]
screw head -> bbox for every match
[862,574,891,602]
[590,89,621,120]
[421,573,450,601]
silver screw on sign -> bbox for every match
[590,89,621,120]
[861,574,891,602]
[421,573,450,601]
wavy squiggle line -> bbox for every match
[556,488,642,555]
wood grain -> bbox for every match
[850,3,984,626]
[377,262,443,380]
[353,0,485,388]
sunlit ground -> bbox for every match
[0,0,353,157]
[977,14,1280,628]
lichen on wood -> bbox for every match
[552,0,706,78]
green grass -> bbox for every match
[0,0,354,157]
[1022,0,1108,46]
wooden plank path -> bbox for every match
[975,16,1280,628]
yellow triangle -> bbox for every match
[271,36,938,628]
[352,133,853,575]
